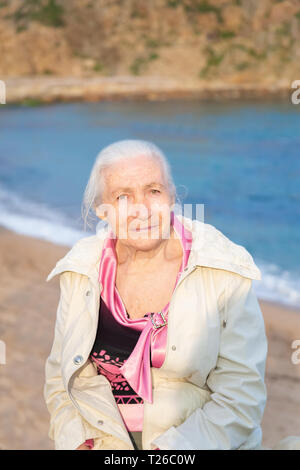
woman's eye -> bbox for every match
[151,189,160,194]
[117,194,127,201]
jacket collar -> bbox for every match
[46,215,261,283]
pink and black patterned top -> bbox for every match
[89,212,192,435]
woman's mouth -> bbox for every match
[133,225,159,231]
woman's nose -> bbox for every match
[128,198,149,217]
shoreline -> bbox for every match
[0,225,299,449]
[1,75,294,105]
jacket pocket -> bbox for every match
[143,381,211,449]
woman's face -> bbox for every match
[96,155,175,251]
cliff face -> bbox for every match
[0,0,300,86]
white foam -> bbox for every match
[0,184,89,246]
[253,261,300,309]
[0,210,87,246]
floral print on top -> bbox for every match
[91,298,150,407]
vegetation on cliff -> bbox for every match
[0,0,299,86]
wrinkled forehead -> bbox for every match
[102,156,168,195]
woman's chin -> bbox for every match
[126,232,165,249]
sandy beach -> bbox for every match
[0,226,299,450]
[3,75,292,105]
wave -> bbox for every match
[0,184,89,246]
[0,185,299,310]
[254,261,300,309]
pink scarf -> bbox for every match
[97,212,192,403]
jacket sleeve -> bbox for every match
[43,271,103,450]
[152,273,268,450]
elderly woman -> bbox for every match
[44,139,270,451]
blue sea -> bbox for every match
[0,99,299,308]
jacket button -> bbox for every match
[86,290,91,296]
[171,345,176,351]
[184,267,188,272]
[97,420,104,425]
[73,355,83,365]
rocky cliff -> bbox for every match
[0,0,300,100]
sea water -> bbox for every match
[0,99,299,308]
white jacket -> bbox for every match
[44,215,268,450]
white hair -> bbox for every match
[81,139,177,231]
